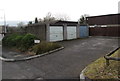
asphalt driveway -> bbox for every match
[2,36,119,79]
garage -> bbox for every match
[50,26,63,42]
[27,20,79,42]
[67,26,77,40]
[80,26,89,38]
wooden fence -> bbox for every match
[89,26,120,37]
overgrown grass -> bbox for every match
[84,49,120,79]
[32,42,62,55]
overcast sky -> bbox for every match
[0,0,119,22]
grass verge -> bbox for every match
[84,49,120,79]
[32,42,62,55]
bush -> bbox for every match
[32,42,61,54]
[13,35,24,47]
[2,33,61,54]
[20,33,38,51]
[2,34,22,47]
[2,33,39,52]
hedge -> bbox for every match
[2,33,38,51]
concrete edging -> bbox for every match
[0,47,64,62]
[79,47,120,81]
[80,68,92,81]
[80,67,86,81]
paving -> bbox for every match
[1,36,119,80]
[1,47,34,60]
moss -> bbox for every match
[84,49,120,79]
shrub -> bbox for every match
[2,35,8,46]
[2,34,22,47]
[2,33,38,52]
[32,42,61,54]
[13,35,24,47]
[20,33,38,51]
[2,33,61,54]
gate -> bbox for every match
[80,26,89,38]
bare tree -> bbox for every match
[54,13,70,21]
[43,12,56,22]
[17,22,26,33]
[17,22,25,27]
[78,14,89,25]
[38,12,70,23]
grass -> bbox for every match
[32,42,62,55]
[84,49,120,79]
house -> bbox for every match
[26,20,81,42]
[86,14,120,27]
[86,14,120,37]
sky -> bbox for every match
[0,0,119,24]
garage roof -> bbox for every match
[28,20,78,26]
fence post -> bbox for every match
[106,59,109,66]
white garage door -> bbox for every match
[50,26,63,42]
[67,26,77,40]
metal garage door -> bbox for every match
[67,26,77,40]
[80,26,89,38]
[50,26,63,42]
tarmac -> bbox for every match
[1,36,119,80]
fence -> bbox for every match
[6,27,27,36]
[89,26,120,37]
[104,47,120,66]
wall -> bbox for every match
[26,24,46,41]
[87,14,120,25]
[26,21,80,42]
[89,26,120,37]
